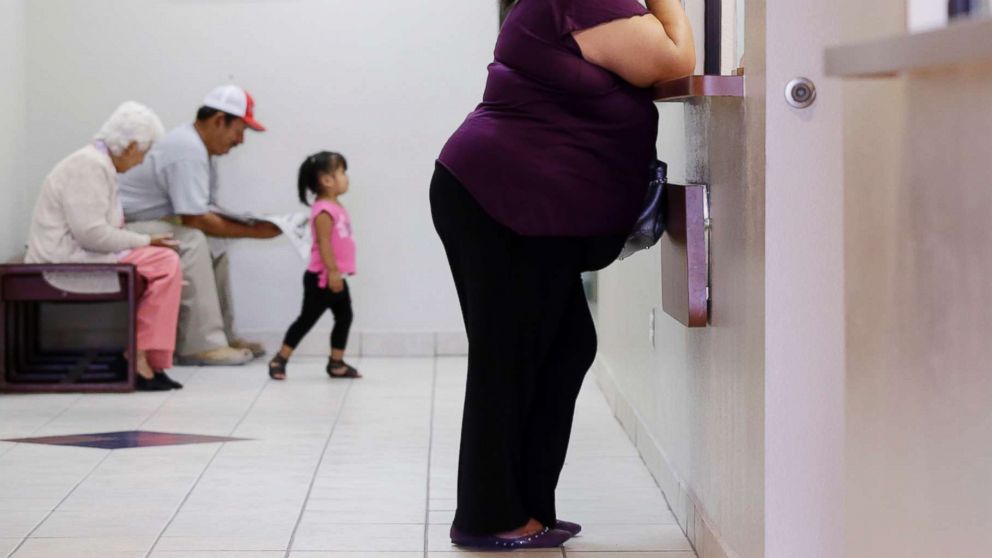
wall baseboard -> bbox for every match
[593,357,740,558]
[239,329,468,357]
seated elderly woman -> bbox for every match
[25,101,184,391]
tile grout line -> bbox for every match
[423,356,440,557]
[0,393,83,460]
[4,449,114,558]
[136,367,202,430]
[3,369,199,556]
[2,363,198,460]
[25,394,83,436]
[132,386,186,431]
[283,377,355,558]
[3,378,180,557]
[143,374,272,558]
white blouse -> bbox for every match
[25,144,151,265]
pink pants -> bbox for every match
[119,247,182,370]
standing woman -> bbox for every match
[431,0,694,550]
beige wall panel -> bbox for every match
[844,61,992,558]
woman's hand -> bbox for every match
[150,234,180,250]
[327,271,345,293]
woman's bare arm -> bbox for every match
[572,0,696,88]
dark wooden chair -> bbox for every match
[0,264,144,393]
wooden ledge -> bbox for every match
[660,183,709,328]
[825,17,992,78]
[653,75,745,102]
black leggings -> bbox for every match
[282,272,353,351]
[430,162,624,535]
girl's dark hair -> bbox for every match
[499,0,518,27]
[298,151,348,206]
[196,106,239,125]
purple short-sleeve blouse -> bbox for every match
[438,0,659,237]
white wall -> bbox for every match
[595,1,766,556]
[764,0,847,553]
[594,2,767,557]
[908,0,947,31]
[596,103,765,558]
[23,0,499,348]
[841,1,992,555]
[845,63,992,558]
[0,0,27,261]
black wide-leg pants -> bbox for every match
[429,163,624,535]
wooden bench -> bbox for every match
[0,264,144,393]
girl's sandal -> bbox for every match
[268,355,288,380]
[326,359,361,378]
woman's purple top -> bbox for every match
[438,0,658,237]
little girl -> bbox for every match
[268,151,360,380]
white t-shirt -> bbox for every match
[119,123,219,221]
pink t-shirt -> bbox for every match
[307,199,356,287]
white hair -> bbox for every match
[93,101,165,156]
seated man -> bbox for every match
[119,85,280,366]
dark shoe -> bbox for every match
[156,371,183,389]
[135,374,173,391]
[555,520,581,536]
[449,525,572,549]
[268,354,288,380]
[326,359,361,378]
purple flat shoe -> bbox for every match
[450,525,573,549]
[555,520,582,536]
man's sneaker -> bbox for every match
[176,346,253,366]
[229,338,266,359]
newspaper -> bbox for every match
[209,205,311,260]
[264,212,312,260]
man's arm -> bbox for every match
[161,160,279,239]
[181,212,281,239]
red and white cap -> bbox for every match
[202,85,266,132]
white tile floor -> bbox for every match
[0,357,694,558]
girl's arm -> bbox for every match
[572,0,696,87]
[314,212,345,293]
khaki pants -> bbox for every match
[127,220,236,356]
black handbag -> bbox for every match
[618,160,668,260]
